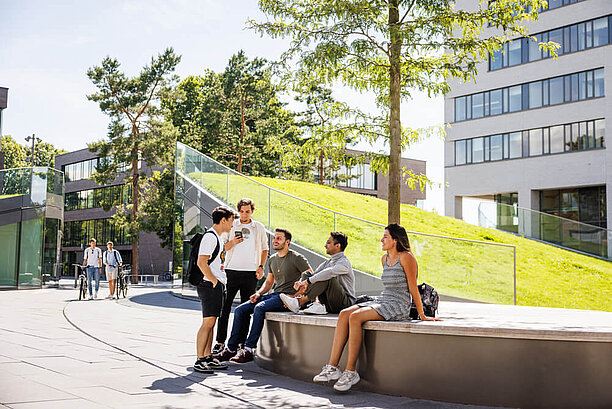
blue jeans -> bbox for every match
[227,293,288,350]
[86,267,100,296]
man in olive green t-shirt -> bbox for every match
[213,228,312,364]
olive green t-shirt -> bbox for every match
[269,249,311,295]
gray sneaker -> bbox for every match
[333,370,360,392]
[313,364,342,383]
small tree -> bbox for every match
[87,48,180,282]
[251,0,555,224]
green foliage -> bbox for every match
[164,51,304,177]
[250,0,554,223]
[0,135,66,168]
[87,48,181,275]
[140,168,176,249]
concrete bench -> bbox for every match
[258,302,612,409]
[137,274,159,285]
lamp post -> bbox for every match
[25,134,41,167]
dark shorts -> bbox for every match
[196,281,226,318]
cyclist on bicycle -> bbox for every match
[103,241,122,299]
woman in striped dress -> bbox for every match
[313,223,441,392]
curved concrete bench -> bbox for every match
[255,302,612,409]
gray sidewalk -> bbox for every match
[0,281,495,409]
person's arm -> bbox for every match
[196,254,218,286]
[308,258,350,284]
[98,249,102,268]
[250,271,275,303]
[116,250,122,266]
[400,253,441,322]
[256,249,268,279]
[83,250,88,266]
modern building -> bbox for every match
[0,87,8,169]
[445,0,610,257]
[55,149,172,275]
[0,167,64,288]
[323,148,427,205]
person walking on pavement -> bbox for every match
[103,241,122,299]
[193,206,236,374]
[213,228,312,364]
[83,238,102,300]
[212,198,269,355]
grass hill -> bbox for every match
[190,171,611,311]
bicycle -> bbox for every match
[116,264,130,298]
[77,265,88,300]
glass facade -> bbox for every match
[336,163,377,190]
[541,186,607,229]
[63,158,129,182]
[63,219,130,247]
[454,68,604,122]
[65,184,132,211]
[490,15,611,71]
[454,118,605,165]
[0,167,64,288]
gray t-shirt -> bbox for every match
[269,249,311,295]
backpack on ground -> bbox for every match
[186,230,220,287]
[409,282,439,319]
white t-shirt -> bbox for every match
[198,229,226,285]
[225,221,258,271]
[84,247,102,267]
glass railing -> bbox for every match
[0,167,65,208]
[175,142,519,305]
[478,201,610,260]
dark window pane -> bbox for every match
[595,119,605,148]
[578,72,587,100]
[490,89,502,115]
[594,68,604,97]
[509,132,522,158]
[564,124,572,152]
[472,93,484,118]
[563,27,571,54]
[585,21,593,49]
[570,24,578,52]
[455,97,466,121]
[571,123,579,150]
[522,131,530,157]
[490,134,503,161]
[571,73,579,101]
[509,85,522,112]
[466,95,472,119]
[529,81,542,108]
[473,137,484,163]
[587,121,595,149]
[586,70,594,98]
[550,125,564,153]
[578,121,588,150]
[564,76,571,102]
[455,140,466,165]
[593,17,608,47]
[549,76,564,105]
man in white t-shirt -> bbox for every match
[212,198,269,354]
[193,206,236,374]
[83,238,102,300]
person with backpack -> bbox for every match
[211,198,269,355]
[192,206,236,374]
[103,241,122,299]
[312,224,441,392]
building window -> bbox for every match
[488,12,608,72]
[453,119,604,165]
[64,184,133,211]
[454,68,604,122]
[62,218,131,247]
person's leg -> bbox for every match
[240,271,257,303]
[86,267,94,296]
[109,279,115,296]
[94,268,100,294]
[328,305,359,366]
[345,307,383,371]
[244,294,287,349]
[216,272,240,344]
[197,317,217,358]
[226,299,258,351]
[320,278,351,313]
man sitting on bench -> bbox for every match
[280,231,355,315]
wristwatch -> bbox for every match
[306,277,311,284]
[258,265,264,269]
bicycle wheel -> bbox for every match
[79,277,86,300]
[122,276,128,298]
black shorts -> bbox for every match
[196,281,226,318]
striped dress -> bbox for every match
[359,256,413,321]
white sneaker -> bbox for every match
[280,293,300,313]
[88,294,93,300]
[333,370,360,392]
[94,291,98,299]
[106,294,114,299]
[313,364,342,383]
[303,301,328,315]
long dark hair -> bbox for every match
[385,223,411,252]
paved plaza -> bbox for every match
[0,281,497,409]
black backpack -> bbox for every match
[409,282,439,319]
[186,230,220,286]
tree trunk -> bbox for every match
[319,149,324,184]
[131,140,139,284]
[387,0,402,225]
[237,88,246,173]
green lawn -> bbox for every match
[187,171,611,311]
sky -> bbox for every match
[0,0,445,213]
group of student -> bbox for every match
[193,198,439,393]
[82,239,123,300]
